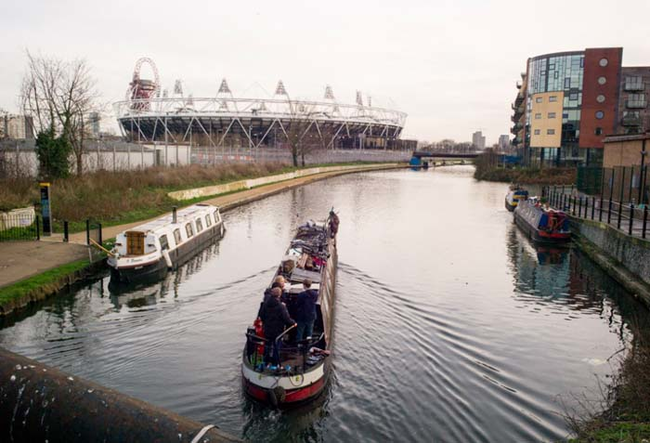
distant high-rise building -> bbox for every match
[498,134,510,151]
[1,114,34,140]
[472,131,486,150]
[88,112,101,139]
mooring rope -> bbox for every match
[190,425,215,443]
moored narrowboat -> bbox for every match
[107,204,225,283]
[241,212,339,407]
[513,198,570,244]
[505,185,529,212]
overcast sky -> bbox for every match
[2,0,649,144]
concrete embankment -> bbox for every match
[0,347,240,443]
[570,216,650,306]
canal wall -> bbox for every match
[0,347,240,443]
[570,217,650,306]
[168,164,401,201]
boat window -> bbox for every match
[173,228,182,245]
[196,219,203,232]
[185,223,194,238]
[205,215,212,227]
[214,210,221,223]
[159,235,170,251]
[126,231,145,256]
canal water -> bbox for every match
[1,166,648,442]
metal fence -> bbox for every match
[546,185,649,239]
[0,212,40,241]
[577,166,649,205]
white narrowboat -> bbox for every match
[108,204,225,283]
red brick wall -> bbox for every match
[579,48,622,149]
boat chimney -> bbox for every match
[172,206,177,224]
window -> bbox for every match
[535,97,543,103]
[625,76,644,91]
[535,113,542,119]
[596,94,606,103]
[214,211,219,224]
[627,93,647,109]
[547,129,555,135]
[196,219,203,232]
[564,78,571,89]
[159,234,169,251]
[595,128,603,135]
[548,112,556,119]
[570,92,578,100]
[599,58,609,67]
[205,215,212,227]
[534,129,541,135]
[185,223,194,238]
[595,111,605,120]
[598,76,607,85]
[173,228,182,245]
[549,96,558,102]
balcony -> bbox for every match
[626,98,647,109]
[621,114,642,127]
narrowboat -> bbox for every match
[242,212,339,407]
[107,204,225,283]
[513,198,571,244]
[505,185,529,212]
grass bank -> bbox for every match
[0,259,93,315]
[567,332,650,442]
[1,161,383,233]
[474,165,576,185]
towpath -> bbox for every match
[0,241,88,289]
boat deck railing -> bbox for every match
[245,330,326,376]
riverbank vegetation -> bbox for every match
[0,161,383,232]
[473,150,576,184]
[567,331,650,442]
[1,163,287,228]
[0,259,90,313]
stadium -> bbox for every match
[113,58,411,157]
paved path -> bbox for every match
[0,241,88,289]
[68,163,403,244]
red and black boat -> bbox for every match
[514,198,571,244]
[241,212,338,407]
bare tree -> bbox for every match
[281,102,316,167]
[20,52,100,175]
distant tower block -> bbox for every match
[275,80,288,96]
[218,78,231,95]
[368,96,372,107]
[324,85,335,100]
[356,91,363,106]
[173,79,183,96]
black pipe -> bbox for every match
[629,204,635,236]
[643,205,648,239]
[64,221,69,243]
[0,347,240,443]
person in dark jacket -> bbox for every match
[295,279,319,341]
[258,276,287,318]
[259,287,296,365]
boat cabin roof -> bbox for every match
[124,204,219,235]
